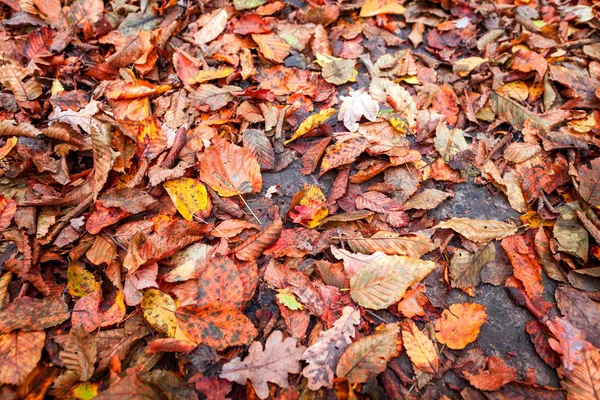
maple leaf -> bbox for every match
[220,330,306,399]
[302,307,360,390]
[338,88,379,132]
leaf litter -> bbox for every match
[0,0,599,398]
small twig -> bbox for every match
[366,310,389,324]
[237,193,262,225]
[484,132,512,164]
[193,215,224,236]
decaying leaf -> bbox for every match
[402,319,439,375]
[164,178,211,220]
[302,307,360,389]
[0,331,45,385]
[221,330,306,399]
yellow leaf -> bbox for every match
[284,108,336,144]
[141,289,177,338]
[68,264,100,298]
[401,319,439,374]
[452,57,487,77]
[288,185,329,228]
[276,288,304,310]
[164,178,211,220]
[70,382,99,400]
[360,0,406,17]
[189,67,234,84]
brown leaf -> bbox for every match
[252,33,291,63]
[336,323,401,383]
[578,157,600,207]
[302,307,360,390]
[319,137,369,177]
[556,286,600,348]
[243,129,275,171]
[199,136,262,197]
[194,8,229,45]
[0,331,45,385]
[437,218,518,243]
[220,330,306,399]
[59,326,97,381]
[0,297,70,333]
[233,217,282,261]
[463,356,517,391]
[344,232,436,258]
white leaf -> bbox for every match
[338,88,379,132]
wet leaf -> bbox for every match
[464,356,517,391]
[197,256,245,309]
[501,235,544,300]
[0,297,70,333]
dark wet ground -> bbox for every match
[255,159,560,388]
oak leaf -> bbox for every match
[220,330,306,399]
[434,303,487,350]
[350,255,436,309]
[302,307,360,389]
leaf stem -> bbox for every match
[237,193,262,225]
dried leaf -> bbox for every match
[252,33,291,63]
[141,289,177,338]
[59,326,97,381]
[464,356,517,391]
[336,323,401,383]
[233,217,282,261]
[197,256,245,309]
[401,319,439,375]
[350,255,436,309]
[220,330,306,399]
[284,108,336,144]
[164,178,211,220]
[243,129,275,171]
[199,136,262,197]
[302,307,360,390]
[0,297,70,333]
[194,8,229,45]
[320,137,369,177]
[501,235,544,300]
[0,62,42,102]
[338,88,379,132]
[0,331,45,385]
[345,232,435,258]
[176,303,257,349]
[437,218,518,243]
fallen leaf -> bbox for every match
[336,323,401,383]
[302,307,360,389]
[0,297,70,333]
[434,303,488,350]
[437,218,518,243]
[464,356,517,391]
[350,255,436,309]
[141,289,177,338]
[401,319,439,375]
[164,178,211,220]
[338,88,379,132]
[220,330,306,399]
[194,8,229,45]
[199,136,262,197]
[0,331,45,385]
[285,108,336,144]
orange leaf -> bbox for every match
[197,256,245,309]
[176,303,257,349]
[252,33,291,63]
[0,331,45,385]
[501,235,544,300]
[464,356,517,391]
[434,303,488,350]
[233,218,282,261]
[199,136,262,197]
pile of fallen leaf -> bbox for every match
[0,0,599,397]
